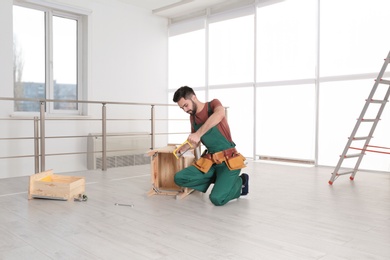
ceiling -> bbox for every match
[119,0,241,19]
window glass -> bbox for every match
[13,5,45,112]
[209,15,254,85]
[320,0,390,76]
[168,29,205,89]
[53,16,78,110]
[256,0,316,81]
[256,84,315,161]
[318,79,390,171]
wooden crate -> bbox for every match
[146,145,194,198]
[28,169,85,201]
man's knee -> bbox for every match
[209,194,228,206]
[174,171,184,186]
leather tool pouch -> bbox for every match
[225,152,246,171]
[193,155,213,173]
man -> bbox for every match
[172,86,249,206]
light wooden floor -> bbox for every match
[0,161,389,260]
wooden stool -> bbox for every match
[146,145,194,199]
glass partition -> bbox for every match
[320,0,390,76]
[209,15,254,85]
[256,0,316,81]
[256,84,315,161]
[168,29,205,89]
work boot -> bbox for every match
[240,173,249,195]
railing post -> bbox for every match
[39,101,45,171]
[102,103,107,171]
[34,116,40,173]
[151,105,155,150]
[225,107,229,121]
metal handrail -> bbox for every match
[0,96,188,174]
[0,96,170,106]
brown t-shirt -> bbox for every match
[190,99,233,143]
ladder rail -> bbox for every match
[329,50,390,184]
[330,78,381,183]
[351,83,390,178]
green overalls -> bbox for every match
[174,103,243,206]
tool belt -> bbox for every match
[193,147,246,173]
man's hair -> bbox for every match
[173,86,195,102]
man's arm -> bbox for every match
[187,105,225,145]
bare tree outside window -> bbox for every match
[13,36,25,111]
[13,5,45,112]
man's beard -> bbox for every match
[189,100,197,115]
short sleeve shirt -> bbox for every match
[190,99,233,143]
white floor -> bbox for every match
[0,161,389,260]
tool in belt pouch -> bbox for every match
[193,148,246,173]
[192,153,213,173]
[224,149,246,171]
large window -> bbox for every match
[255,0,316,162]
[13,4,85,114]
[168,0,390,171]
[319,0,390,172]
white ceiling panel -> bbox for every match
[120,0,246,19]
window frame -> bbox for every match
[13,0,88,115]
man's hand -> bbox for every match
[187,132,201,146]
[177,142,192,155]
[174,140,194,159]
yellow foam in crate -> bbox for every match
[40,176,53,182]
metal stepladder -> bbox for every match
[329,50,390,185]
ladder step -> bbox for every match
[337,170,355,176]
[350,136,370,141]
[341,153,363,158]
[367,99,388,104]
[379,79,390,85]
[360,119,378,122]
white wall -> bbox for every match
[0,0,169,178]
[0,1,14,99]
[88,0,168,105]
